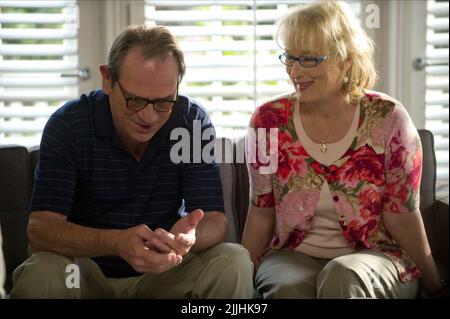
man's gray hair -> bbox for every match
[107,25,185,86]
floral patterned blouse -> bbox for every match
[247,91,423,282]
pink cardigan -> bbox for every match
[247,91,422,282]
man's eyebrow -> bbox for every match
[123,87,174,100]
[119,85,142,99]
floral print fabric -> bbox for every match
[247,91,423,282]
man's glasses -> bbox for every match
[116,80,178,113]
[279,53,328,68]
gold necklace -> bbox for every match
[317,109,353,153]
[318,120,336,153]
[320,140,328,153]
[299,99,355,154]
[301,107,335,153]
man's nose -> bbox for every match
[137,102,159,120]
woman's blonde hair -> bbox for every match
[276,1,377,103]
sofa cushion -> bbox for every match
[418,129,438,254]
[29,146,40,187]
[234,136,249,242]
[217,138,238,243]
[219,162,238,243]
[0,145,30,293]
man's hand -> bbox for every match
[114,224,182,274]
[153,209,204,256]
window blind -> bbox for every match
[0,0,79,147]
[145,1,312,138]
[426,0,449,201]
[145,0,360,138]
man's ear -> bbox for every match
[99,65,112,94]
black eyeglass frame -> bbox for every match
[116,80,179,113]
[279,53,328,68]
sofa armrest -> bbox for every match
[433,199,449,281]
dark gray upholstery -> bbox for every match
[0,146,30,293]
[233,137,249,242]
[29,146,40,187]
[418,130,449,281]
[217,137,239,243]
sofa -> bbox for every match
[0,130,448,295]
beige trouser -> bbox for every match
[10,243,254,299]
[255,249,419,299]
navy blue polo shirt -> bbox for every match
[29,90,224,278]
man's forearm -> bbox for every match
[28,211,120,257]
[191,211,227,252]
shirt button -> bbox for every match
[333,196,339,202]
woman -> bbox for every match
[242,1,445,299]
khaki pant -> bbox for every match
[10,243,254,299]
[255,249,418,299]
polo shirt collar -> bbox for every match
[93,90,115,138]
[158,97,190,139]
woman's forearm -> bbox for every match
[242,205,275,267]
[383,209,443,293]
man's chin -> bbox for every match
[134,132,156,143]
[135,131,157,143]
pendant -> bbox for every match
[320,141,327,153]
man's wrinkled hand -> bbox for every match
[115,224,182,274]
[154,209,204,256]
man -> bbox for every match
[10,25,253,298]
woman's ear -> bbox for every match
[342,56,352,74]
[99,65,112,94]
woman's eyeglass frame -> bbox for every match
[279,53,328,68]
